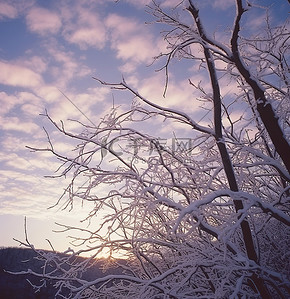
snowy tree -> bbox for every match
[18,0,289,298]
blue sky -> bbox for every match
[0,0,288,254]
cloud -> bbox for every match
[0,173,56,217]
[0,3,18,19]
[105,14,160,69]
[0,61,43,88]
[106,14,141,38]
[0,116,39,133]
[21,103,43,117]
[1,135,33,152]
[5,154,34,171]
[127,0,184,8]
[44,46,91,87]
[61,3,106,49]
[0,92,20,115]
[124,70,201,114]
[66,27,105,50]
[36,85,63,103]
[18,91,42,104]
[138,72,196,110]
[124,0,151,7]
[26,6,62,35]
[24,56,48,74]
[245,13,266,32]
[212,0,235,10]
[45,87,110,129]
[161,0,187,8]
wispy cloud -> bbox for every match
[39,45,92,88]
[211,0,235,10]
[45,87,110,129]
[0,61,43,88]
[124,0,151,7]
[0,92,20,115]
[135,71,199,110]
[0,2,18,19]
[0,116,39,134]
[26,6,62,35]
[105,14,160,71]
[61,2,107,49]
[23,56,48,74]
[3,154,34,171]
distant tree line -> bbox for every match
[0,247,123,298]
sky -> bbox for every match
[0,0,288,255]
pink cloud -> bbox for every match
[66,27,105,50]
[44,47,91,87]
[0,61,43,88]
[0,3,18,19]
[0,92,20,115]
[24,56,48,73]
[0,116,38,133]
[212,0,235,10]
[106,14,139,37]
[106,14,160,68]
[26,7,62,35]
[5,155,34,171]
[115,35,154,63]
[137,72,197,110]
[124,0,151,6]
[61,4,106,49]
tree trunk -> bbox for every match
[231,0,290,174]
